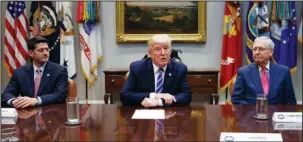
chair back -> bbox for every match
[226,77,236,105]
[124,71,130,81]
[68,79,77,97]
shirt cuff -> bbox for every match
[37,107,42,115]
[158,99,163,106]
[7,98,16,106]
[37,97,42,105]
[150,93,156,99]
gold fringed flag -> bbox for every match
[77,1,103,87]
[56,2,77,79]
[219,2,242,91]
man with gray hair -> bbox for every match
[121,34,191,107]
[232,36,296,104]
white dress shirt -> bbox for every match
[258,61,270,80]
[33,63,47,105]
[149,63,167,106]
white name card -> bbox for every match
[1,117,17,124]
[273,122,302,130]
[220,132,283,142]
[1,108,18,118]
[272,112,302,123]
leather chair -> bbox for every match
[124,71,130,81]
[67,79,77,97]
[226,77,236,105]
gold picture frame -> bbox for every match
[116,2,206,43]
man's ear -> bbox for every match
[269,49,273,56]
[28,50,33,58]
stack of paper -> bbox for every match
[272,112,302,130]
[132,109,165,119]
[1,108,18,124]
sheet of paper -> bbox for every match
[220,132,283,142]
[132,109,165,119]
[272,112,302,123]
[1,108,18,118]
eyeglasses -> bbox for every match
[252,47,270,52]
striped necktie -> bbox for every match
[156,68,164,93]
[34,69,42,97]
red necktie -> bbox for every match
[35,115,47,131]
[34,69,42,97]
[261,68,269,95]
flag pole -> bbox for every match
[225,87,228,101]
[86,79,88,104]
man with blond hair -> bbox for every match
[121,34,191,107]
[232,36,296,104]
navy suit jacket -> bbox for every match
[1,61,68,106]
[232,62,296,105]
[121,58,191,106]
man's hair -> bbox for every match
[147,34,172,49]
[254,36,275,50]
[27,36,48,51]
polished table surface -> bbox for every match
[1,104,302,141]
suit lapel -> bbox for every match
[26,64,35,97]
[37,62,52,96]
[249,63,263,94]
[268,62,278,96]
[162,60,174,93]
[146,59,155,92]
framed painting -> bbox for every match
[116,2,206,43]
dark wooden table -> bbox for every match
[104,68,220,104]
[1,104,302,141]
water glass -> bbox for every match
[1,127,19,141]
[66,97,80,124]
[256,94,268,119]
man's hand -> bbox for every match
[155,93,176,105]
[165,109,176,119]
[12,96,38,108]
[141,98,160,108]
[17,107,38,119]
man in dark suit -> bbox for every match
[232,36,296,104]
[1,36,68,108]
[121,34,191,107]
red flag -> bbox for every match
[219,2,242,91]
[4,1,29,76]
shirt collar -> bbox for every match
[152,63,167,74]
[33,62,47,73]
[258,61,270,72]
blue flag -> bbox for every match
[246,2,270,64]
[270,2,297,72]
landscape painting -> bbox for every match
[116,2,206,43]
[124,2,198,34]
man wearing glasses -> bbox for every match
[232,36,296,105]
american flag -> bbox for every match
[32,19,40,37]
[4,1,28,76]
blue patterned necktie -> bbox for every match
[156,68,164,93]
[155,119,165,140]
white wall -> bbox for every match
[1,2,302,103]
